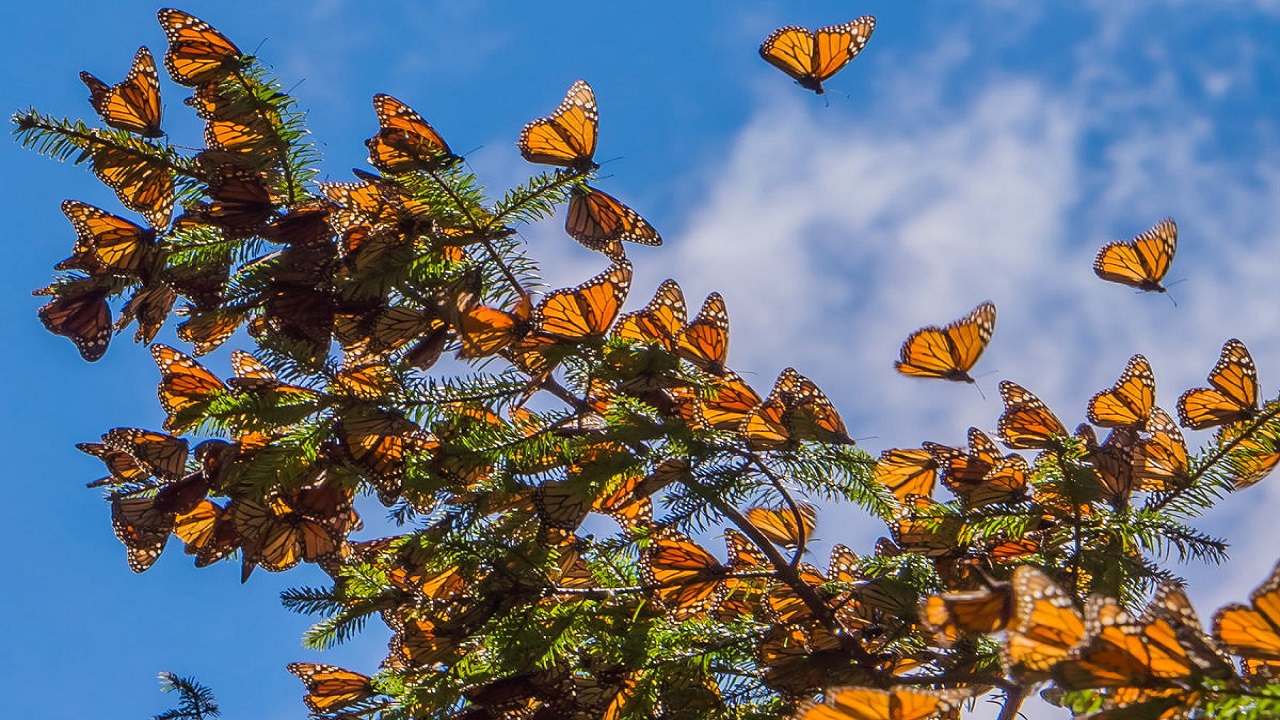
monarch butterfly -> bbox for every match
[1085,426,1140,507]
[949,453,1029,508]
[1094,218,1177,293]
[1133,407,1189,491]
[613,279,686,351]
[227,349,318,400]
[1087,354,1157,429]
[85,135,174,228]
[521,261,632,346]
[111,496,175,572]
[532,478,594,533]
[675,293,729,375]
[744,503,817,548]
[1057,585,1232,689]
[151,344,227,433]
[366,93,459,174]
[61,201,160,278]
[36,281,112,361]
[176,309,243,356]
[687,371,763,430]
[565,185,662,259]
[874,448,938,501]
[337,408,439,503]
[79,440,150,487]
[759,18,877,96]
[741,368,851,449]
[641,530,729,620]
[1177,338,1259,430]
[286,662,373,714]
[386,614,462,669]
[204,116,279,164]
[173,498,239,567]
[795,686,975,720]
[335,305,442,359]
[894,301,996,383]
[1216,418,1280,490]
[1001,566,1087,677]
[157,8,244,86]
[188,166,276,238]
[102,428,189,482]
[518,79,599,173]
[891,496,968,563]
[81,47,163,138]
[924,427,1002,488]
[921,585,1014,647]
[997,380,1068,450]
[1213,559,1280,661]
[765,562,829,625]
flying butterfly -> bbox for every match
[795,686,976,720]
[1177,338,1259,430]
[1213,558,1280,662]
[675,293,730,375]
[366,93,459,174]
[151,344,227,433]
[36,281,112,361]
[613,279,686,351]
[1094,218,1177,294]
[517,79,599,173]
[997,380,1068,450]
[759,17,876,95]
[894,301,995,384]
[1087,354,1156,428]
[286,663,373,714]
[81,47,163,138]
[565,185,662,259]
[157,8,245,86]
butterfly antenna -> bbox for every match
[972,381,987,401]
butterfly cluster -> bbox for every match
[21,8,1280,720]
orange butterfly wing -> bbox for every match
[37,282,112,361]
[1002,566,1087,677]
[151,344,227,432]
[157,8,244,86]
[744,503,817,548]
[87,139,174,229]
[642,531,727,620]
[894,301,995,382]
[613,278,686,350]
[61,200,158,277]
[1213,559,1280,661]
[517,79,599,172]
[874,449,938,501]
[798,686,973,720]
[81,47,163,138]
[1093,218,1177,293]
[997,380,1068,449]
[675,292,729,374]
[287,663,373,714]
[1177,338,1259,430]
[531,261,631,342]
[759,17,876,94]
[1087,354,1156,428]
[565,185,662,258]
[366,93,458,173]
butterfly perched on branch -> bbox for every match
[80,46,163,138]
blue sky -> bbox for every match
[5,2,1280,719]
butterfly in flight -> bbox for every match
[1093,218,1177,293]
[759,17,876,95]
[894,301,996,383]
[80,47,163,138]
[517,79,599,173]
[1177,338,1259,430]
